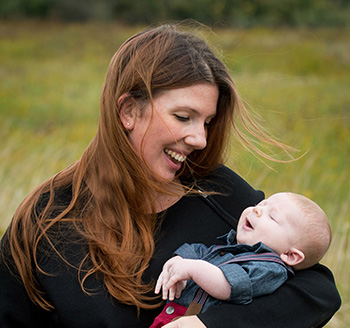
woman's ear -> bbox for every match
[118,93,136,130]
[280,247,305,267]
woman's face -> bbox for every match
[125,83,219,182]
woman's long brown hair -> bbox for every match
[3,24,293,312]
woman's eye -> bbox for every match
[175,114,189,122]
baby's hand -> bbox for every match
[155,256,192,301]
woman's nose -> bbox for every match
[184,125,207,150]
[253,207,262,217]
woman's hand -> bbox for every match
[161,316,206,328]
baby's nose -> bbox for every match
[253,207,262,217]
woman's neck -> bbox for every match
[152,179,185,213]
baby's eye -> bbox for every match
[175,114,189,122]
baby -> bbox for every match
[151,192,331,327]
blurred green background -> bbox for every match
[1,0,349,27]
[0,1,349,327]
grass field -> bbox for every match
[0,21,349,326]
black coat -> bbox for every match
[0,166,341,327]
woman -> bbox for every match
[0,24,340,327]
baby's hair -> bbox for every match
[287,193,331,270]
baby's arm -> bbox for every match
[155,256,231,301]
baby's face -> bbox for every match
[236,193,304,255]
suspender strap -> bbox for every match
[190,251,294,314]
[218,252,295,275]
[192,287,209,305]
[184,289,208,316]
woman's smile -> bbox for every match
[164,148,187,164]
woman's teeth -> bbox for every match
[165,149,186,163]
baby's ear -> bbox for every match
[280,248,305,267]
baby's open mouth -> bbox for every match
[164,148,186,164]
[245,218,253,230]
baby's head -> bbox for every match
[236,192,331,270]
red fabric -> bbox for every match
[149,302,187,328]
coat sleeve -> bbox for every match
[0,234,50,328]
[198,263,341,328]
